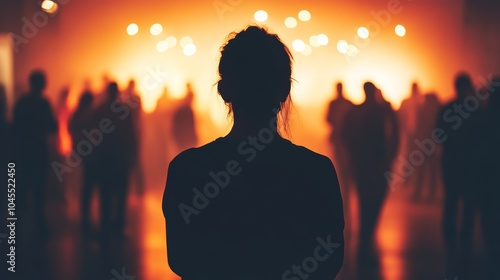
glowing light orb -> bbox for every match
[395,24,406,37]
[41,0,58,14]
[156,41,169,53]
[292,39,306,52]
[337,40,349,54]
[317,34,329,46]
[254,10,268,22]
[309,36,320,47]
[285,17,297,28]
[301,44,312,56]
[183,43,197,56]
[150,23,163,36]
[357,27,369,39]
[166,36,177,48]
[298,10,311,21]
[127,23,139,36]
[347,44,359,57]
[180,36,193,48]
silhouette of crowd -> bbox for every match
[1,28,499,280]
[326,73,500,279]
[2,70,200,242]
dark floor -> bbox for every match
[2,167,492,280]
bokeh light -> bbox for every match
[337,40,349,54]
[357,27,369,39]
[347,44,359,57]
[180,36,193,48]
[317,34,329,46]
[285,17,297,28]
[309,36,320,47]
[41,0,58,14]
[254,10,268,22]
[166,36,177,48]
[292,39,306,52]
[301,44,312,56]
[126,23,139,36]
[183,43,197,56]
[150,23,163,36]
[298,10,311,21]
[395,24,406,37]
[156,41,169,53]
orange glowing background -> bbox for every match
[14,0,472,137]
[9,1,479,277]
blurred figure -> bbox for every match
[93,82,135,236]
[412,92,441,202]
[171,83,198,152]
[437,73,488,279]
[483,77,500,280]
[163,26,344,279]
[69,91,96,234]
[12,70,58,235]
[325,82,354,277]
[398,83,422,164]
[124,79,145,195]
[343,82,399,263]
[326,82,354,195]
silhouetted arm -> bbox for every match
[312,157,345,279]
[162,152,217,279]
[163,156,189,276]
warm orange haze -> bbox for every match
[0,0,499,280]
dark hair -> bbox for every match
[217,25,293,134]
[107,82,119,100]
[454,72,472,99]
[77,91,93,110]
[363,82,376,95]
[29,69,47,93]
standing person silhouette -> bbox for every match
[437,73,481,279]
[326,82,354,198]
[93,82,135,237]
[163,26,344,280]
[69,91,96,235]
[484,77,500,280]
[342,82,399,263]
[12,70,58,236]
[124,79,145,195]
[171,82,198,153]
[398,83,422,190]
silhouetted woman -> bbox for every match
[69,91,96,234]
[162,26,344,280]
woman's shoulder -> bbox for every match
[168,137,226,168]
[168,136,335,173]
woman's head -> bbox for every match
[217,26,293,130]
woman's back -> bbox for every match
[163,135,344,279]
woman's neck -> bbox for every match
[225,111,279,140]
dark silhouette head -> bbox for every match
[363,82,377,103]
[77,91,93,111]
[107,82,119,100]
[411,82,419,96]
[217,25,292,128]
[454,72,473,100]
[336,82,343,98]
[127,79,136,93]
[29,70,47,95]
[185,82,194,104]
